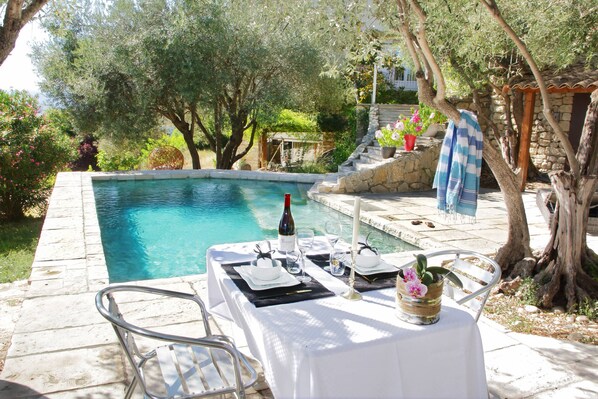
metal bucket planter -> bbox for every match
[396,278,443,325]
[381,146,396,159]
[403,134,417,151]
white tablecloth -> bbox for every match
[207,240,488,399]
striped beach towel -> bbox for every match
[433,110,483,218]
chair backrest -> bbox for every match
[96,285,255,399]
[424,250,501,321]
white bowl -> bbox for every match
[250,259,282,281]
[355,252,381,269]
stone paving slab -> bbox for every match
[14,293,104,333]
[8,324,114,358]
[0,345,124,396]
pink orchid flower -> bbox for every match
[403,267,418,282]
[406,280,428,298]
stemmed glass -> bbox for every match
[296,228,314,283]
[324,220,343,272]
[324,220,342,248]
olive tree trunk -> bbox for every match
[535,90,598,309]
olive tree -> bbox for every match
[386,0,597,309]
[0,0,49,66]
[34,0,326,169]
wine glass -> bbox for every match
[296,228,314,283]
[324,220,343,272]
[324,220,342,248]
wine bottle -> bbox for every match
[278,193,295,252]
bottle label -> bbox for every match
[278,234,296,252]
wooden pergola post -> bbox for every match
[518,91,536,191]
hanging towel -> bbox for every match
[433,110,483,218]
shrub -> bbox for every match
[70,135,100,171]
[0,90,73,221]
[265,109,317,133]
[330,130,356,169]
[96,149,141,171]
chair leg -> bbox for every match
[124,375,138,399]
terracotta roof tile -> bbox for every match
[511,64,598,91]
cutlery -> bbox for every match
[257,289,312,300]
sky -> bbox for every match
[0,20,47,94]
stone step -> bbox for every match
[365,146,382,157]
[338,165,355,174]
[359,152,384,164]
[353,160,377,171]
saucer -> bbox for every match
[235,266,300,291]
[353,260,399,276]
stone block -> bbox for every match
[563,95,574,105]
[0,345,124,395]
[15,292,103,333]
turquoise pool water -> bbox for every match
[93,178,418,282]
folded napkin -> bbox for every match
[221,261,335,308]
[307,254,399,292]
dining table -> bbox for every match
[206,238,488,399]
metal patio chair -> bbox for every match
[95,285,258,399]
[422,249,502,322]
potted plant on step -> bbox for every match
[397,104,448,150]
[375,124,403,158]
[396,254,463,325]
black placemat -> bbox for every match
[307,254,399,293]
[221,261,336,308]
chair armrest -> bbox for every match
[96,285,213,335]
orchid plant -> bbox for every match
[400,254,463,298]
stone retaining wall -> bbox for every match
[321,139,441,194]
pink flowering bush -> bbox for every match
[0,90,73,221]
[399,254,462,298]
[396,103,448,138]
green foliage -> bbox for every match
[412,254,464,288]
[0,90,73,221]
[317,112,348,133]
[96,150,140,172]
[265,110,318,133]
[330,130,356,169]
[35,0,335,169]
[577,299,598,321]
[286,161,329,174]
[360,77,419,105]
[0,217,43,283]
[520,277,541,306]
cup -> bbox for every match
[330,250,346,276]
[285,250,301,274]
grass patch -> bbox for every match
[0,217,43,283]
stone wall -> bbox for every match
[322,139,441,194]
[485,92,572,172]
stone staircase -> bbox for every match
[310,104,444,195]
[378,104,417,128]
[312,137,442,194]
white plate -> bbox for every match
[353,260,399,276]
[234,266,300,291]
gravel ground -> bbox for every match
[484,292,598,345]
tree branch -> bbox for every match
[478,0,580,179]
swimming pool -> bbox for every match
[93,178,418,282]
